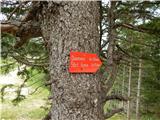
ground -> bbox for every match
[0,69,50,120]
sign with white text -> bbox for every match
[69,51,102,73]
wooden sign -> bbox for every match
[69,51,102,73]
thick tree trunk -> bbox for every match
[40,1,104,120]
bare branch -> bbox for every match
[105,95,128,102]
[1,23,19,35]
[30,84,44,95]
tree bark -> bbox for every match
[40,1,104,120]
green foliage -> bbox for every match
[1,33,16,59]
[0,59,17,74]
[1,87,50,120]
[1,27,49,105]
[12,95,26,105]
[1,84,14,102]
[141,114,160,120]
[141,18,160,35]
[107,114,125,120]
[27,108,48,119]
[142,57,160,117]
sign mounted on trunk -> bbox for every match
[69,51,102,73]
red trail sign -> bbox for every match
[69,51,102,73]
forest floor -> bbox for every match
[0,69,49,120]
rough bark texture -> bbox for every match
[39,2,104,120]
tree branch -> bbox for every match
[116,44,133,58]
[102,1,118,96]
[105,108,124,119]
[15,21,42,48]
[8,1,28,20]
[21,1,41,22]
[105,95,128,102]
[101,62,118,103]
[116,44,155,62]
[1,22,19,35]
[1,20,42,48]
[30,84,44,95]
[116,36,155,48]
[1,1,42,48]
[11,55,49,67]
[114,23,160,36]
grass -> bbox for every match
[107,114,160,120]
[1,87,50,120]
[107,114,125,120]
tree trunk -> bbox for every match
[104,1,117,94]
[40,1,104,120]
[136,58,142,120]
[127,61,132,120]
[122,65,125,108]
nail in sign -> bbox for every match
[69,51,102,73]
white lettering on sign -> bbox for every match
[69,51,102,73]
[81,64,89,67]
[91,63,100,67]
[71,63,79,67]
[71,56,86,61]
